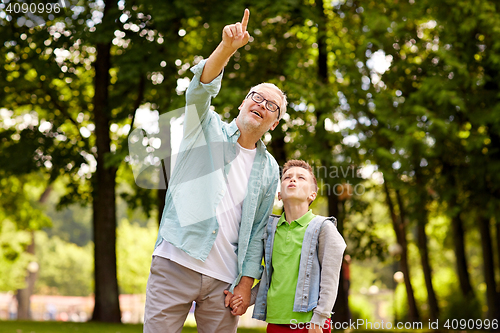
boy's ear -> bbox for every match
[278,191,282,201]
[308,191,317,203]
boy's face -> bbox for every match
[278,166,317,204]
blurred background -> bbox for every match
[1,0,499,328]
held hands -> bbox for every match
[224,290,244,315]
[222,8,251,51]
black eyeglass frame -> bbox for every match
[246,91,281,119]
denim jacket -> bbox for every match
[253,214,346,326]
[154,59,279,291]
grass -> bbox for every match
[3,321,485,333]
[0,321,266,333]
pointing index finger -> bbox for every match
[241,8,250,32]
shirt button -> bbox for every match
[213,230,216,234]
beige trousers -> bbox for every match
[144,256,238,333]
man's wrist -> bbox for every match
[237,276,254,289]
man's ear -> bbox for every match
[269,119,280,131]
[238,100,244,110]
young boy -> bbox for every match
[229,160,346,332]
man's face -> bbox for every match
[236,86,281,136]
[278,167,317,204]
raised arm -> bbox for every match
[200,9,251,84]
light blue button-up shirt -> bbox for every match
[154,59,279,291]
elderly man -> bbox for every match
[144,9,287,333]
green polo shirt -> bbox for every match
[266,210,316,324]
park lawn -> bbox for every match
[0,321,266,333]
[0,322,484,333]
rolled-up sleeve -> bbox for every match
[241,171,279,279]
[184,60,224,135]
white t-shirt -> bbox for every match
[153,143,256,283]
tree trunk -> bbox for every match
[16,231,37,320]
[496,219,500,291]
[451,212,474,297]
[330,192,351,323]
[157,107,172,226]
[416,217,440,321]
[91,0,120,322]
[16,185,51,319]
[312,0,351,324]
[413,167,439,321]
[443,163,474,298]
[158,189,167,227]
[384,182,420,322]
[477,216,500,321]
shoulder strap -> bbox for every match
[309,215,337,228]
[267,214,281,235]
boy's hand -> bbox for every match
[308,324,323,333]
[223,290,244,315]
[224,276,253,315]
[222,9,251,51]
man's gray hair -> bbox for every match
[249,83,287,120]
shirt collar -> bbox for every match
[278,209,314,227]
[228,119,267,152]
[227,119,239,137]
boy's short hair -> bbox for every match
[282,160,318,192]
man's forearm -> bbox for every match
[200,43,236,84]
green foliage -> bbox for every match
[349,294,376,322]
[32,218,157,296]
[35,232,93,296]
[116,219,157,294]
[0,221,33,292]
[0,173,51,231]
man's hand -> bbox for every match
[200,8,252,83]
[308,324,323,333]
[223,290,243,315]
[222,9,251,51]
[223,276,253,315]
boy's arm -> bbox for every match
[311,222,347,327]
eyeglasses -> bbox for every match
[246,91,281,119]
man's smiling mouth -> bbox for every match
[251,110,263,119]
